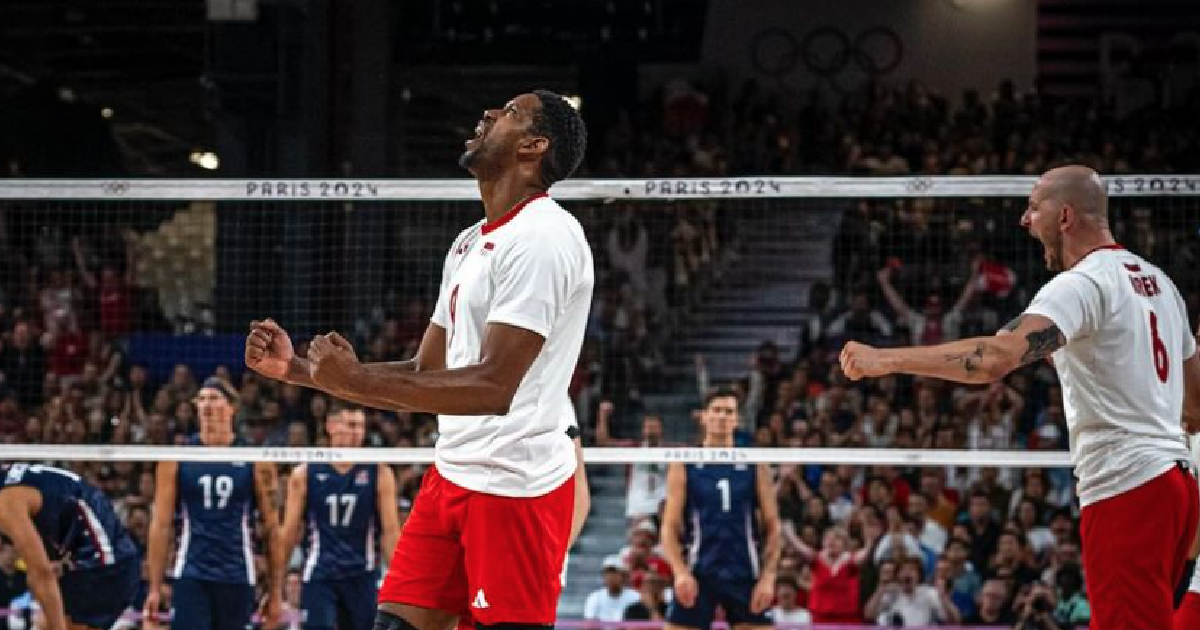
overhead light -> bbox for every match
[101,108,113,118]
[564,95,582,111]
[190,151,220,170]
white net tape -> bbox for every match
[0,445,1071,467]
[1,174,1199,200]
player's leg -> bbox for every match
[719,579,773,630]
[664,576,718,630]
[168,578,214,630]
[207,582,255,630]
[461,474,574,627]
[1082,465,1196,630]
[302,580,338,630]
[334,573,379,630]
[377,466,470,630]
[60,559,144,630]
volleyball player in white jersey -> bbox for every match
[841,165,1200,630]
[245,90,591,630]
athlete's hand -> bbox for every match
[839,341,890,381]
[673,572,699,608]
[141,589,162,630]
[308,332,360,392]
[258,592,284,630]
[750,576,775,614]
[246,319,295,380]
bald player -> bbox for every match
[841,165,1200,630]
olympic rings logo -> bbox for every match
[751,26,904,80]
[906,177,934,193]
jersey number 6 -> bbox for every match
[1150,310,1169,383]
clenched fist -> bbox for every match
[246,319,295,381]
[839,341,890,381]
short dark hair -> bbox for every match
[327,401,365,418]
[703,387,740,409]
[530,90,587,187]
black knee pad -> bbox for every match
[373,610,424,630]
[475,623,553,630]
[1177,558,1197,609]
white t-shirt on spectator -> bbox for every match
[875,585,948,627]
[873,533,923,564]
[919,519,948,554]
[626,460,668,518]
[1023,246,1194,506]
[584,588,641,621]
[431,194,595,498]
[771,607,813,625]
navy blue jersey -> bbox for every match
[302,464,380,581]
[174,457,258,584]
[683,463,761,581]
[1,463,138,570]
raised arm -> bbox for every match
[876,267,913,320]
[254,462,285,630]
[660,463,698,607]
[376,464,401,564]
[841,313,1065,385]
[144,462,178,626]
[279,464,308,577]
[750,463,782,613]
[0,488,67,630]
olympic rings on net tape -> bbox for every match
[0,445,1073,467]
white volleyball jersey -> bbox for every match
[430,193,595,497]
[1024,245,1194,506]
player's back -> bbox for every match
[1028,246,1193,504]
[433,194,595,498]
[302,463,379,581]
[174,458,257,584]
[2,463,138,570]
[683,463,760,581]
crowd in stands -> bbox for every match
[2,74,1200,628]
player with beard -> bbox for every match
[841,165,1200,630]
[244,90,591,630]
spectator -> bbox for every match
[769,576,812,625]
[584,555,641,622]
[876,263,978,345]
[0,321,47,409]
[595,401,671,524]
[963,578,1015,625]
[786,526,867,624]
[907,492,947,554]
[1052,564,1089,628]
[942,537,982,619]
[826,292,894,344]
[623,571,669,621]
[1012,581,1064,630]
[963,490,1001,572]
[864,557,961,626]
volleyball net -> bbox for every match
[0,175,1196,626]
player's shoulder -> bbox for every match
[446,221,485,257]
[513,195,585,237]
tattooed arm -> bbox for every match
[841,314,1065,384]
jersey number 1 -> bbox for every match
[1150,310,1169,383]
[716,478,731,513]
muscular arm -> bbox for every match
[279,465,307,576]
[254,462,285,601]
[660,463,690,576]
[286,324,447,412]
[875,314,1064,384]
[376,464,401,564]
[0,488,67,630]
[754,463,782,580]
[325,323,544,416]
[145,462,178,597]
